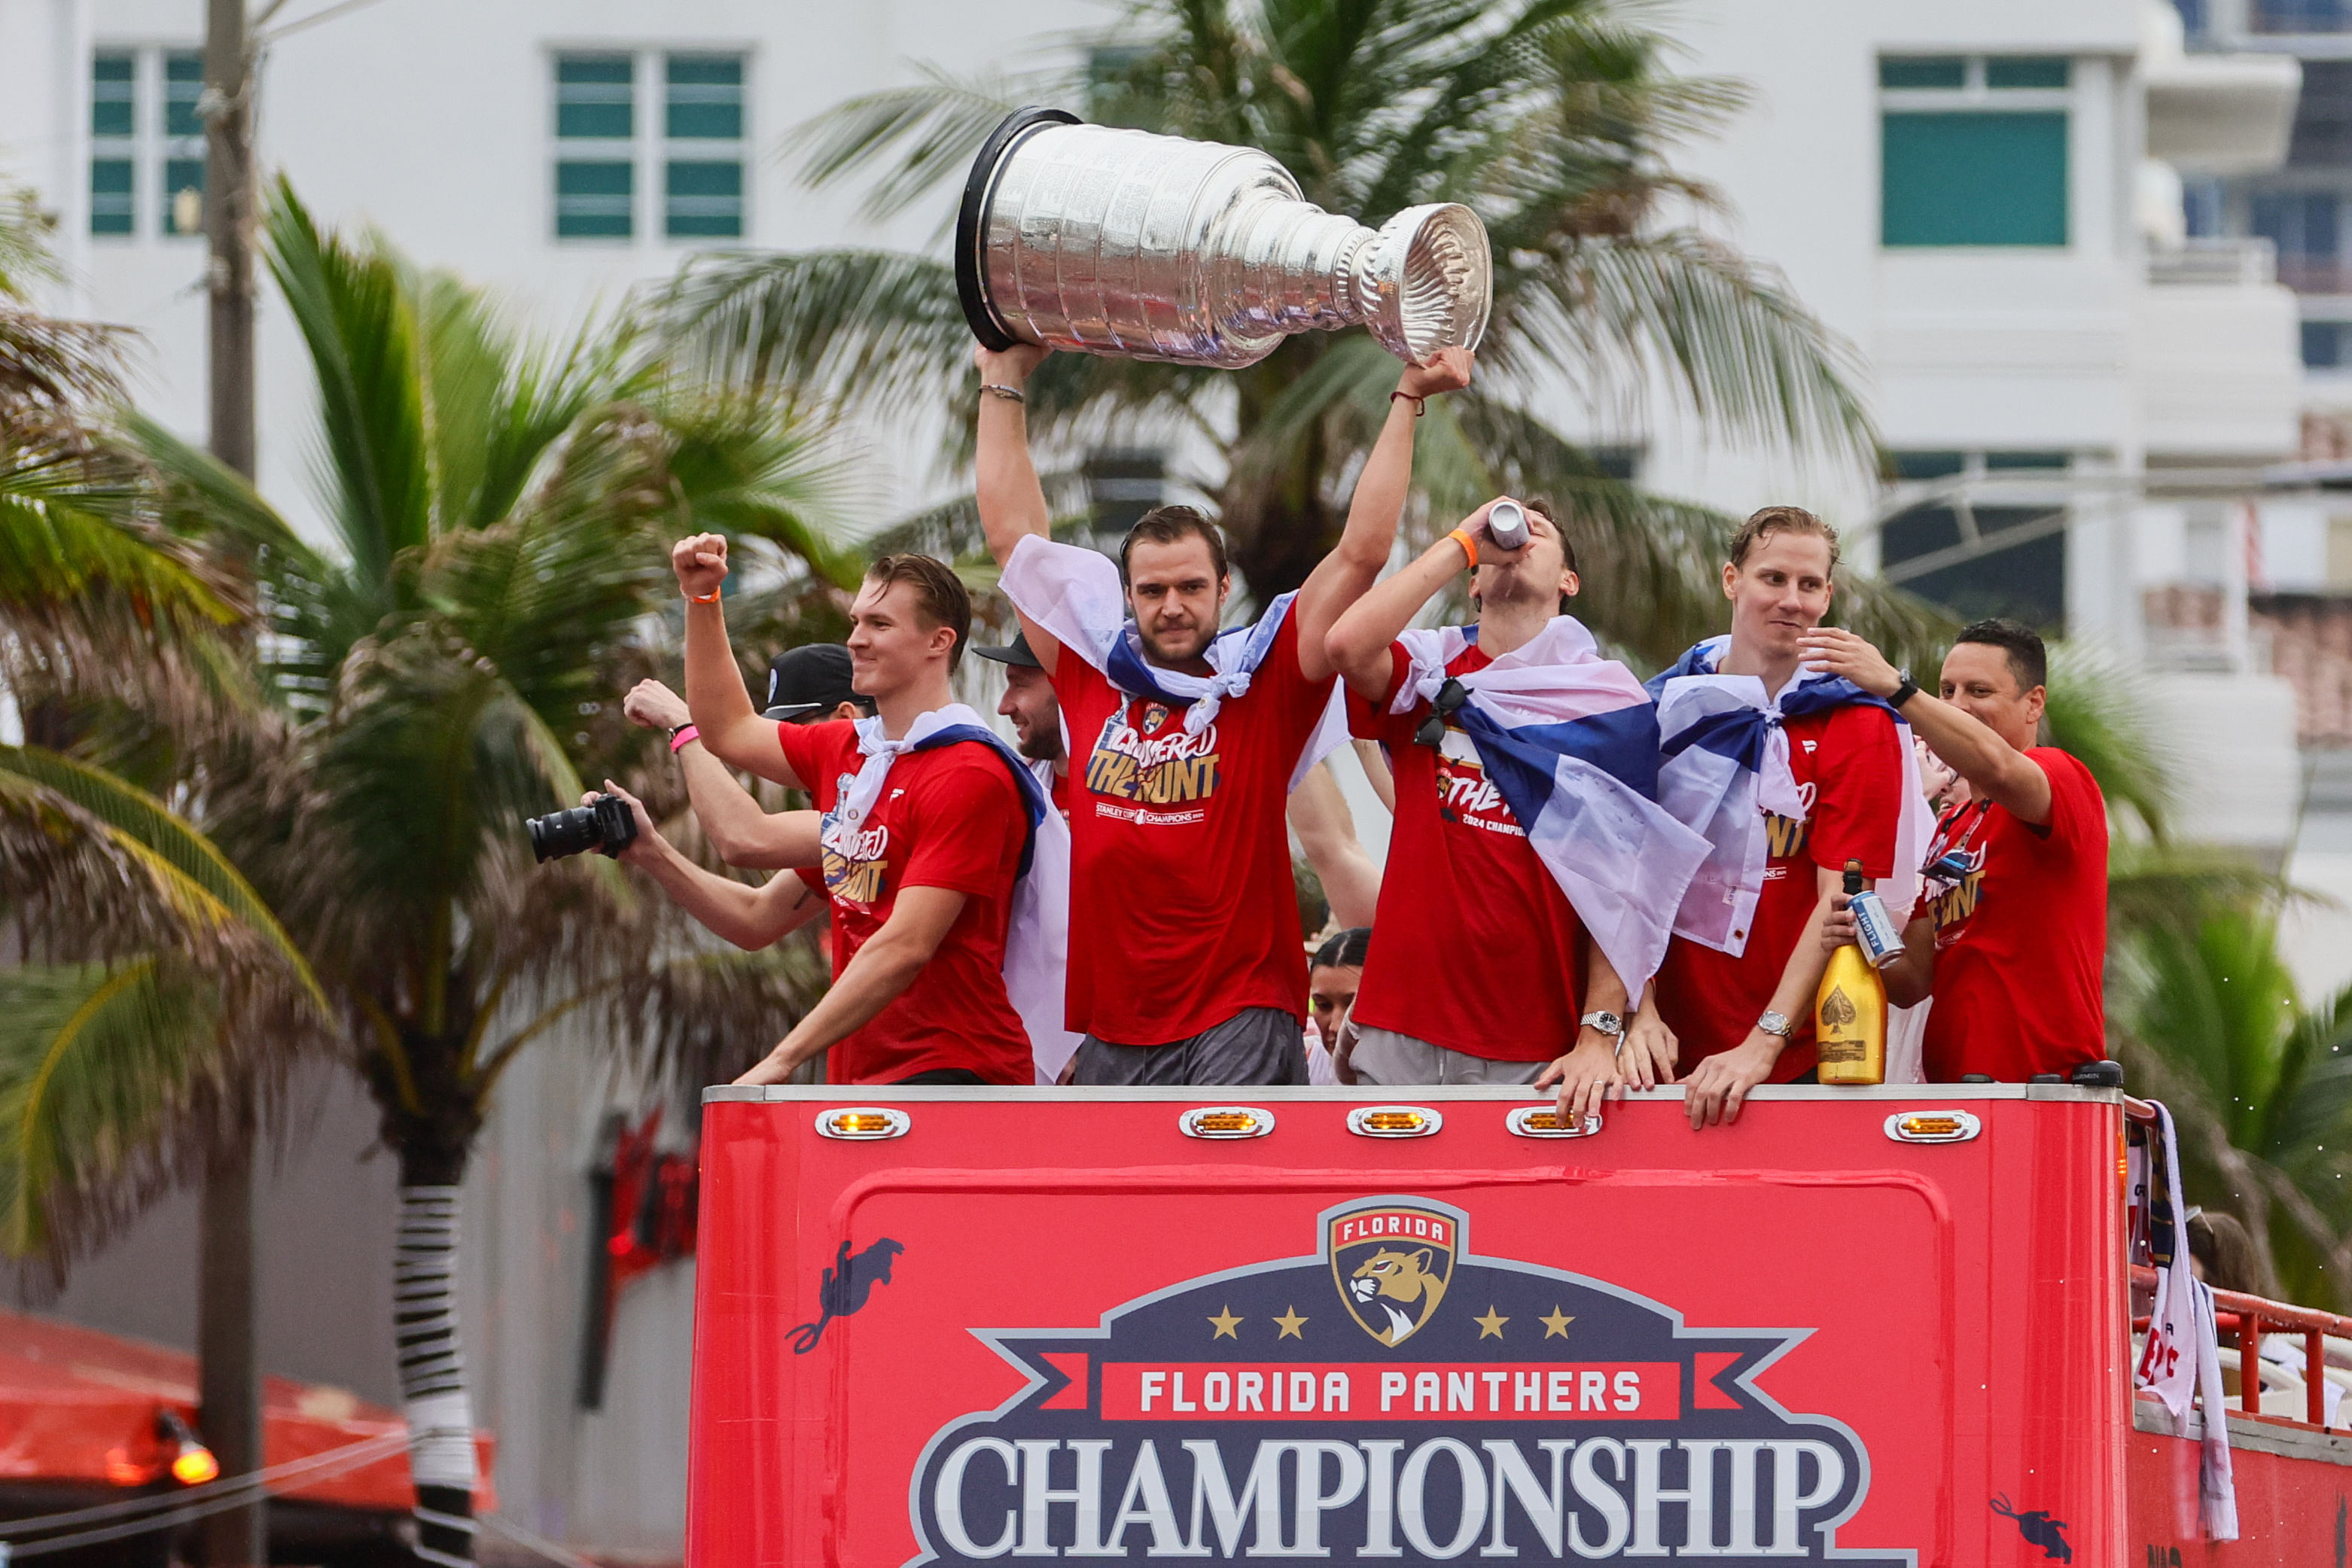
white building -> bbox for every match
[0,0,2335,1559]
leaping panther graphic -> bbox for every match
[1348,1247,1448,1345]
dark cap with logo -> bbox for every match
[764,644,869,723]
[970,630,1043,669]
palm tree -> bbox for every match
[653,0,1956,669]
[75,179,852,1562]
[0,183,330,1274]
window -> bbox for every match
[2304,320,2352,367]
[551,50,747,244]
[1879,449,2070,628]
[664,56,743,239]
[89,47,204,239]
[1881,56,2070,248]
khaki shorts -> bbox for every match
[1348,1027,1548,1087]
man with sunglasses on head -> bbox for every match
[1800,617,2107,1083]
[970,339,1470,1086]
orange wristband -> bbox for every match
[1448,528,1477,569]
[687,586,721,604]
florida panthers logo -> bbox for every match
[1330,1204,1455,1345]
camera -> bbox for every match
[527,794,638,863]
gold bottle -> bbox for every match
[1814,859,1887,1085]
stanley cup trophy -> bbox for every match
[957,108,1491,369]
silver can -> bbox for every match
[957,107,1491,369]
[1485,500,1529,553]
[1849,885,1906,970]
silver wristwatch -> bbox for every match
[1580,1010,1625,1038]
[1756,1010,1793,1040]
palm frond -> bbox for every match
[782,69,1041,223]
[0,958,224,1260]
[2045,641,2179,842]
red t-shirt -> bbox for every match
[1921,749,2107,1082]
[1347,642,1581,1060]
[775,720,1031,1085]
[1056,613,1333,1045]
[1656,703,1907,1079]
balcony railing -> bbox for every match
[2150,236,2278,286]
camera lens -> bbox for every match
[526,803,608,863]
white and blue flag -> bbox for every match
[1386,618,1711,994]
[1648,635,1932,958]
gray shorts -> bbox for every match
[1348,1026,1549,1087]
[1073,1008,1308,1087]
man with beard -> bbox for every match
[973,631,1067,811]
[970,340,1471,1085]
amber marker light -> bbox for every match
[1884,1110,1982,1144]
[1346,1106,1442,1138]
[1180,1107,1275,1139]
[1506,1106,1602,1138]
[814,1107,911,1141]
[159,1408,219,1486]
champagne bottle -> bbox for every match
[1814,859,1887,1085]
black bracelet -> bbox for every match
[1888,671,1921,709]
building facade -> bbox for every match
[0,0,2341,1559]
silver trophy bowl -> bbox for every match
[957,107,1491,369]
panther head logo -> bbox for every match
[1141,703,1170,735]
[1328,1201,1458,1346]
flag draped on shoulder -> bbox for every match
[1389,618,1711,994]
[1000,533,1346,789]
[821,704,1080,1084]
[1648,635,1933,957]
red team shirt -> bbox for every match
[1348,642,1582,1060]
[1055,614,1333,1046]
[1656,703,1907,1081]
[775,721,1031,1085]
[1921,747,2107,1082]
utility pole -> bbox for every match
[197,2,263,1564]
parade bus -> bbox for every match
[684,1080,2352,1566]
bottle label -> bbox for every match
[1817,1035,1868,1064]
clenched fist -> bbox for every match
[672,533,729,601]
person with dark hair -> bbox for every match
[1648,507,1935,1127]
[2186,1210,2274,1299]
[968,338,1472,1086]
[1305,926,1370,1085]
[1325,493,1702,1097]
[1802,616,2108,1082]
[672,536,1077,1086]
[972,630,1068,808]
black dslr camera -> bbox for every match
[526,794,638,863]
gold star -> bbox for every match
[1208,1305,1242,1339]
[1273,1306,1308,1339]
[1540,1307,1574,1339]
[1474,1306,1508,1340]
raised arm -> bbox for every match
[1324,496,1505,702]
[1287,757,1381,928]
[973,342,1062,675]
[734,886,967,1085]
[603,783,824,950]
[673,533,800,787]
[625,678,821,866]
[1797,628,2052,824]
[1293,348,1473,684]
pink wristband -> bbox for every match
[669,724,699,754]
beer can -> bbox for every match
[1849,885,1904,970]
[1486,500,1529,553]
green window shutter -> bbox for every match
[556,56,634,139]
[165,51,205,139]
[92,53,135,138]
[665,160,742,238]
[90,159,134,236]
[1879,56,1965,90]
[163,157,206,234]
[1987,56,2070,90]
[1881,111,2068,247]
[666,56,742,139]
[556,160,634,238]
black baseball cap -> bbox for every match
[970,631,1043,669]
[763,644,868,722]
